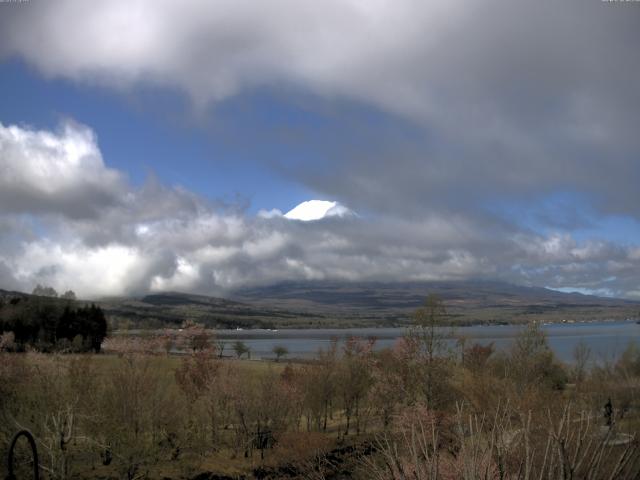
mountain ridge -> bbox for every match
[92,280,640,328]
[2,280,638,330]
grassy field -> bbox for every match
[3,321,640,479]
[1,351,363,479]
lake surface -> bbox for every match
[215,320,640,363]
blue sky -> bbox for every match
[0,59,316,213]
[0,0,639,299]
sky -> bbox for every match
[0,0,639,299]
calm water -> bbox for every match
[215,320,640,363]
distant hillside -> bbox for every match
[97,291,335,330]
[230,280,640,325]
[4,280,639,330]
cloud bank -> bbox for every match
[0,121,639,299]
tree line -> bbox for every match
[0,294,107,353]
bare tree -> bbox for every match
[572,340,591,384]
[338,337,375,435]
[409,294,455,408]
[411,294,449,362]
[273,345,289,362]
[233,340,250,359]
[61,290,77,301]
[32,284,58,298]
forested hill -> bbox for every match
[0,290,107,352]
[232,280,639,312]
[3,280,638,331]
[105,281,639,329]
[98,291,332,330]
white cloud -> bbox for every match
[0,121,124,217]
[257,208,283,219]
[8,240,152,298]
[151,257,199,292]
[548,286,615,298]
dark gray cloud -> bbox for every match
[0,1,638,219]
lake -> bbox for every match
[215,320,640,363]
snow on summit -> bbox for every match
[284,200,352,221]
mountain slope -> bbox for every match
[4,280,639,329]
[98,291,333,329]
[230,280,640,325]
